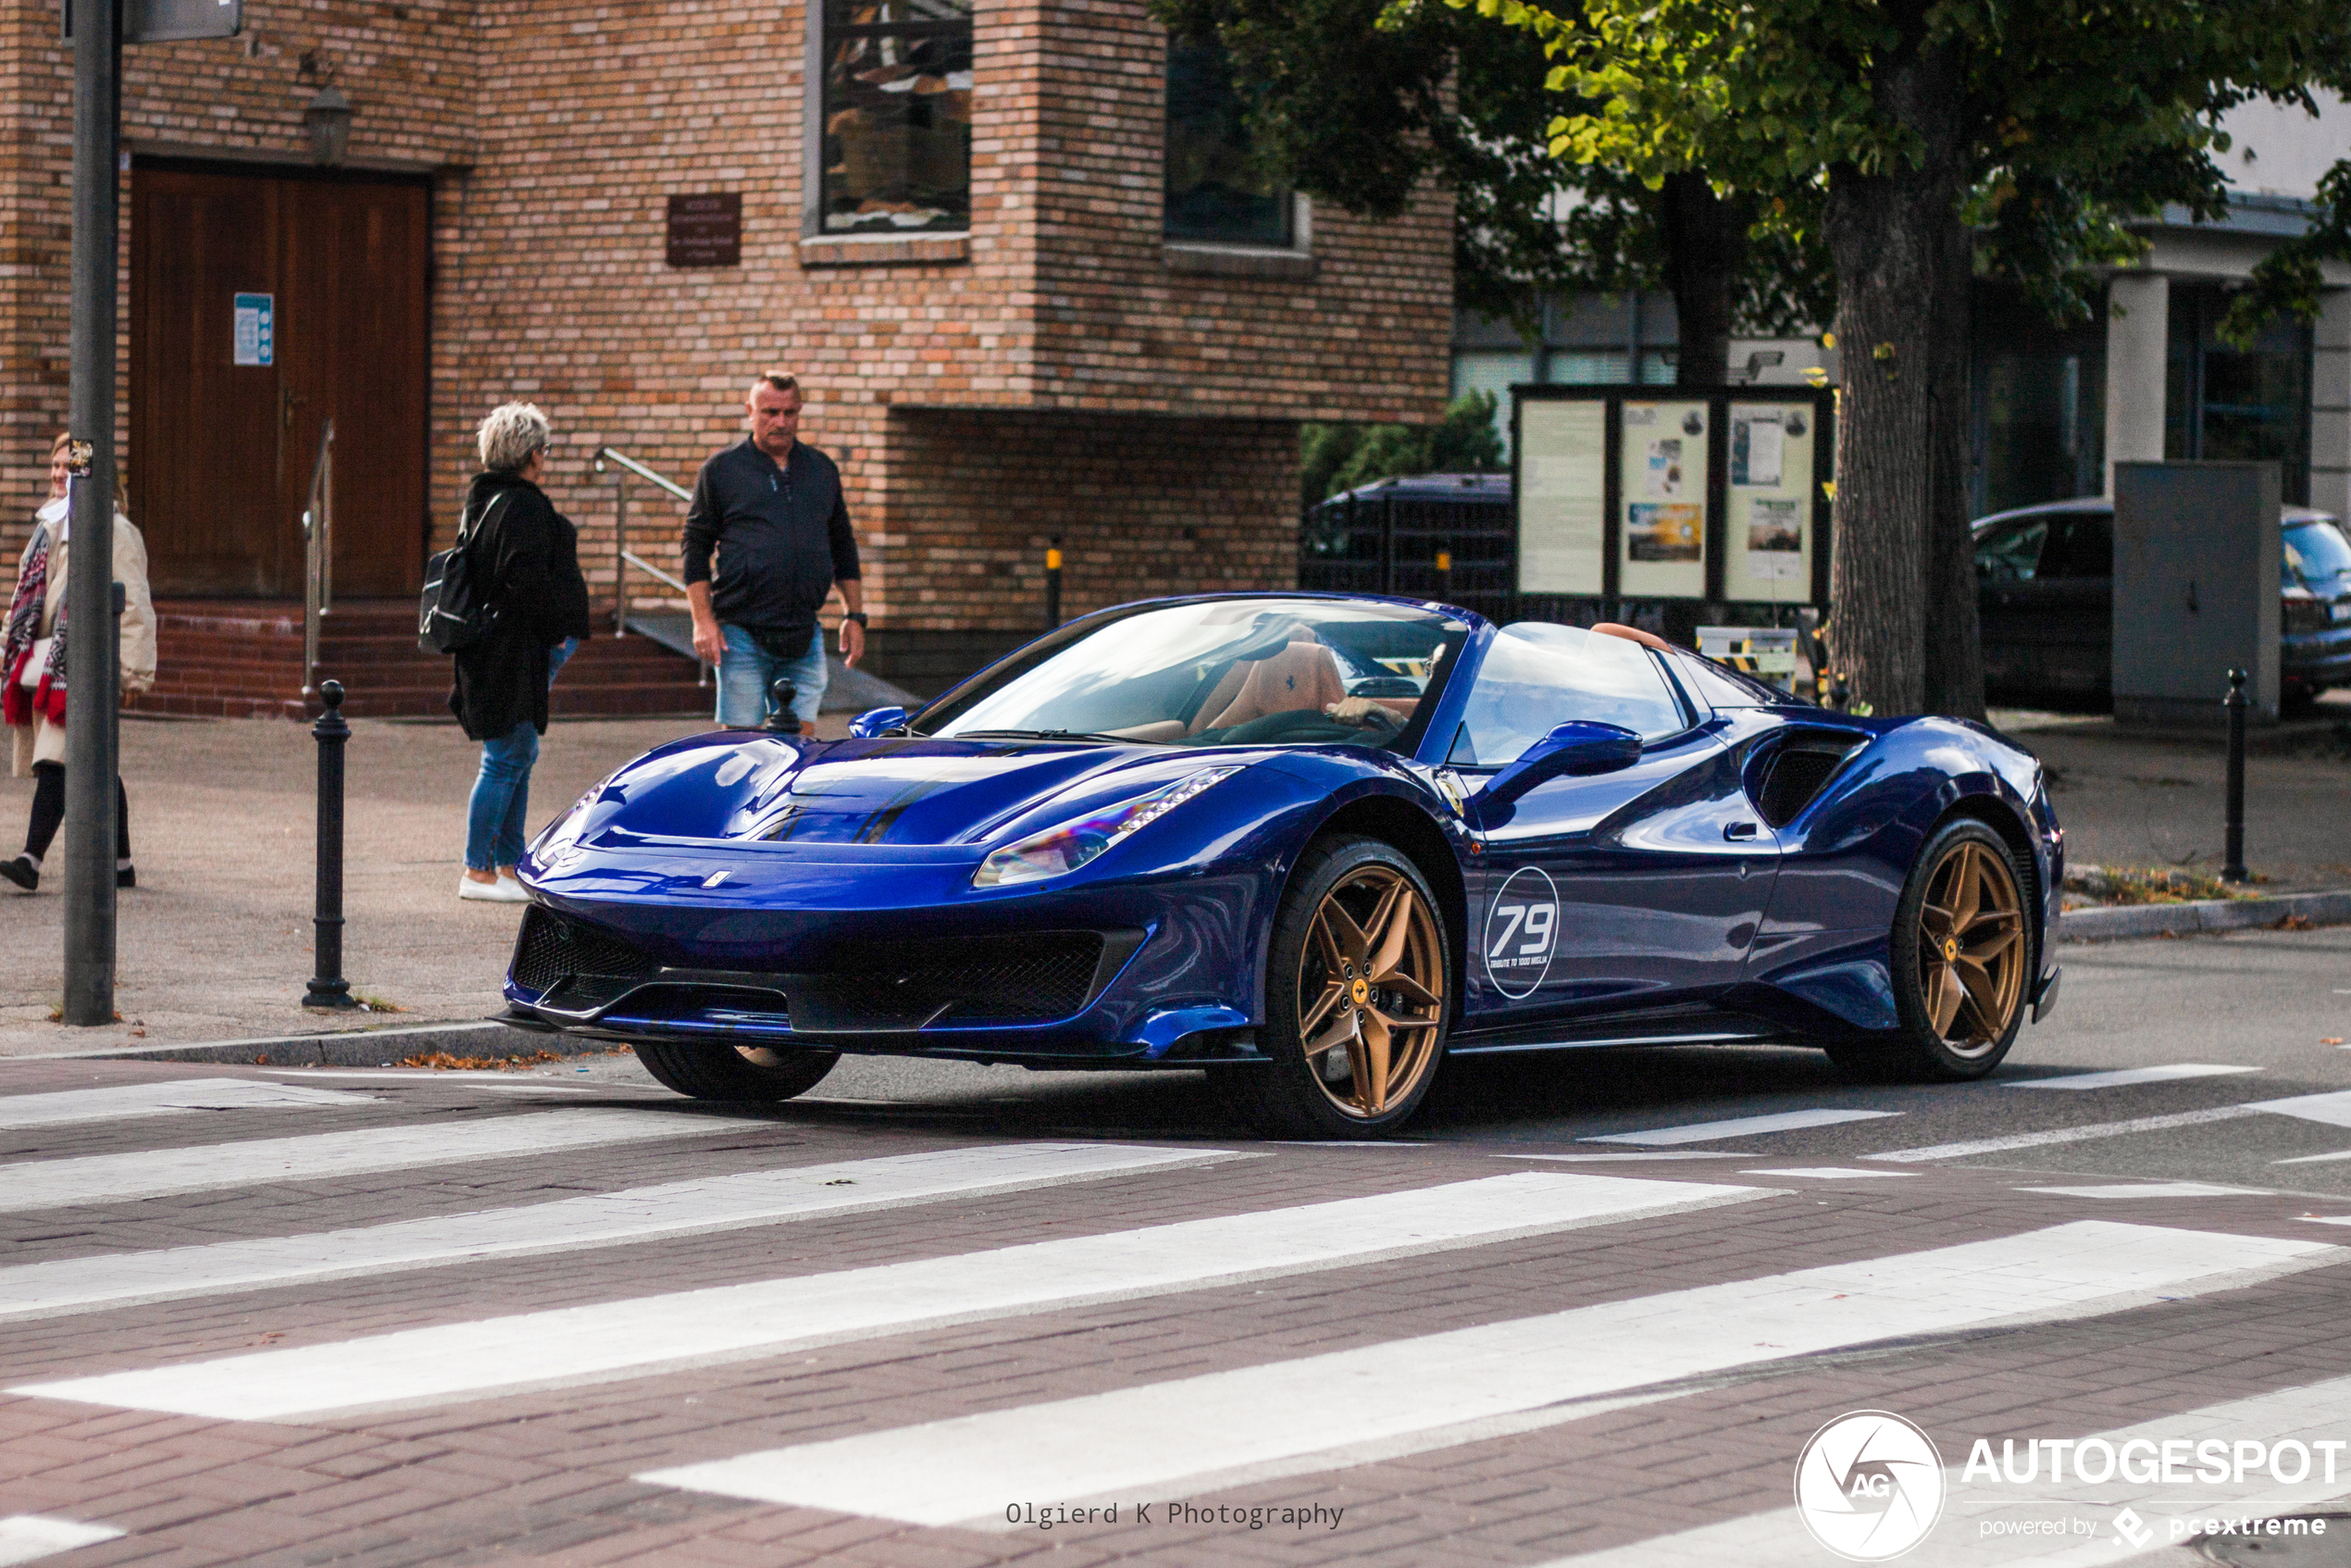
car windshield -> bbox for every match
[2285,518,2351,591]
[916,598,1470,751]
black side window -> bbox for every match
[2038,513,2113,579]
[1975,519,2049,583]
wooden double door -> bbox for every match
[131,164,429,599]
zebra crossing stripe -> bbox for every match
[0,1142,1244,1322]
[634,1220,2339,1526]
[1536,1372,2351,1566]
[0,1515,123,1566]
[11,1172,1770,1420]
[2005,1064,2260,1090]
[0,1077,375,1130]
[1582,1109,1900,1146]
[2244,1089,2351,1129]
[0,1108,755,1213]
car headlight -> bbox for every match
[973,766,1243,889]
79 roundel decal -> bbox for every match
[1484,866,1560,1000]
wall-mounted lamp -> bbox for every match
[304,86,353,165]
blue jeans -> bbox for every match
[716,623,827,728]
[466,721,540,871]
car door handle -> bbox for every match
[1723,821,1760,841]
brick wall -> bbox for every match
[868,405,1295,683]
[0,0,1449,669]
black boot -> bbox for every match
[0,855,38,892]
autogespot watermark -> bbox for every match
[1001,1500,1346,1533]
[1796,1411,1948,1562]
[1797,1410,2345,1559]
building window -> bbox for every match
[2165,283,2313,504]
[819,0,974,234]
[1163,38,1293,247]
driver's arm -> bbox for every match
[1324,695,1401,728]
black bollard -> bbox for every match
[763,678,801,734]
[2222,666,2247,883]
[303,679,356,1009]
[1045,536,1063,629]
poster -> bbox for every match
[1722,401,1818,603]
[1745,498,1803,579]
[1518,401,1608,593]
[1628,503,1703,562]
[1731,409,1783,487]
[232,292,273,367]
[1618,402,1709,597]
[1643,438,1685,498]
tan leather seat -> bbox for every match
[1199,639,1348,731]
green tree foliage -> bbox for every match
[2224,151,2351,349]
[1149,0,1832,354]
[1426,0,2351,716]
[1300,392,1506,508]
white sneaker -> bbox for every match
[458,872,528,903]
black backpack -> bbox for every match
[417,493,507,654]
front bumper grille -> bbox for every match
[512,906,657,996]
[789,931,1106,1031]
[510,910,1133,1033]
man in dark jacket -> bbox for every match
[682,373,865,731]
[450,403,592,902]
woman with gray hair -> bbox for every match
[449,402,591,902]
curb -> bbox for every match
[32,1020,612,1067]
[2059,889,2351,942]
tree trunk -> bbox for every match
[1822,21,1966,716]
[1921,198,1987,719]
[1661,175,1750,388]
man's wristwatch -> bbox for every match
[842,612,869,628]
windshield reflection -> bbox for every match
[918,599,1468,751]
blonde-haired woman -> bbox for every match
[0,433,155,891]
[449,402,591,901]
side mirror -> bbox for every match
[849,705,910,740]
[1470,722,1642,824]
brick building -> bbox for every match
[0,0,1451,701]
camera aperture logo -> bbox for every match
[1795,1411,1947,1562]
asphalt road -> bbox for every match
[734,923,2351,1193]
[5,926,2351,1568]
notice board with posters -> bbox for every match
[1512,384,1834,605]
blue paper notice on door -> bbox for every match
[233,292,273,367]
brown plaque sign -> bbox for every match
[665,193,741,268]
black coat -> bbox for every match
[447,471,592,740]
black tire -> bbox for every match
[631,1040,840,1102]
[1227,835,1453,1138]
[1826,817,2033,1084]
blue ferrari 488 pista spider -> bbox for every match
[505,592,2061,1136]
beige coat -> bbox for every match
[9,514,156,777]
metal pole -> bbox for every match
[304,679,356,1008]
[61,0,121,1025]
[613,472,628,635]
[1045,537,1063,628]
[2222,666,2248,884]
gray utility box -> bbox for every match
[2112,462,2281,728]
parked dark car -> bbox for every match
[1973,498,2351,711]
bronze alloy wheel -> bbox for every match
[1916,837,2027,1054]
[1296,864,1446,1118]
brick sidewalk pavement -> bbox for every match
[0,713,849,1058]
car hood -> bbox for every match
[564,735,1251,851]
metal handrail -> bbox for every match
[592,445,690,504]
[592,444,707,684]
[300,418,335,696]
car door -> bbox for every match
[1450,627,1777,1034]
[2032,509,2114,699]
[1975,514,2051,693]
